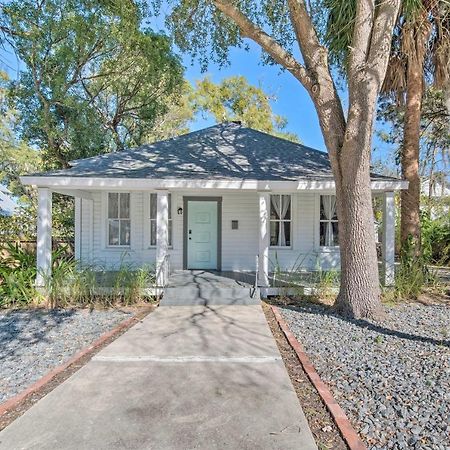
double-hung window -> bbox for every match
[270,194,292,247]
[319,194,339,247]
[108,193,130,246]
[149,193,172,247]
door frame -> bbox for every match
[183,196,222,270]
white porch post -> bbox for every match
[156,190,169,286]
[258,191,270,296]
[36,187,52,287]
[74,197,81,262]
[382,191,395,286]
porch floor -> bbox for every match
[167,270,255,288]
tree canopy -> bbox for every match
[192,76,298,142]
[146,76,299,142]
[3,0,184,168]
[0,71,40,201]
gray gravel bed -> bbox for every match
[0,309,132,403]
[280,303,450,450]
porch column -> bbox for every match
[36,187,52,287]
[382,191,395,286]
[258,191,270,295]
[156,190,169,286]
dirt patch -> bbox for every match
[0,305,155,432]
[262,302,348,450]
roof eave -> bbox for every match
[20,176,408,192]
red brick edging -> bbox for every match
[0,311,145,417]
[271,305,367,450]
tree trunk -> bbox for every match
[401,59,423,256]
[332,95,384,320]
[400,21,430,258]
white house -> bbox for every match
[21,122,407,291]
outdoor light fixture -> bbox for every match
[177,207,183,215]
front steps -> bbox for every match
[159,270,260,306]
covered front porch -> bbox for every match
[32,184,398,296]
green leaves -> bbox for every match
[321,0,356,72]
[191,76,299,142]
[3,0,183,168]
[0,71,40,199]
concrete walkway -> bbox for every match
[0,305,317,450]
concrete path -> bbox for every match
[0,305,317,450]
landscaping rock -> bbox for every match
[0,308,131,403]
[280,303,450,450]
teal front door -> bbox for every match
[187,200,218,270]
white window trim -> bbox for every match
[269,193,293,249]
[102,192,132,249]
[314,193,340,252]
[143,192,173,249]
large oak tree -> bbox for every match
[162,0,402,318]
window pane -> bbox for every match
[320,195,330,220]
[119,193,130,218]
[168,194,172,220]
[150,193,157,219]
[332,222,339,246]
[270,221,279,246]
[282,195,291,220]
[120,219,131,245]
[150,220,157,246]
[270,195,280,220]
[283,221,291,246]
[319,222,327,247]
[109,219,119,245]
[108,193,118,218]
[168,220,173,246]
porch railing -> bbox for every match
[156,254,171,299]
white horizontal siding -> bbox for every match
[77,190,341,271]
[221,192,259,271]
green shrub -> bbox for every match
[270,251,340,303]
[421,211,450,265]
[0,242,39,307]
[45,261,155,308]
[0,243,155,308]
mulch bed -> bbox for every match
[0,305,155,432]
[262,301,348,450]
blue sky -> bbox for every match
[181,44,325,150]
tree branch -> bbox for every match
[348,0,375,77]
[212,0,312,88]
[286,0,325,70]
[367,0,402,82]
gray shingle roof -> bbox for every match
[32,122,396,181]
